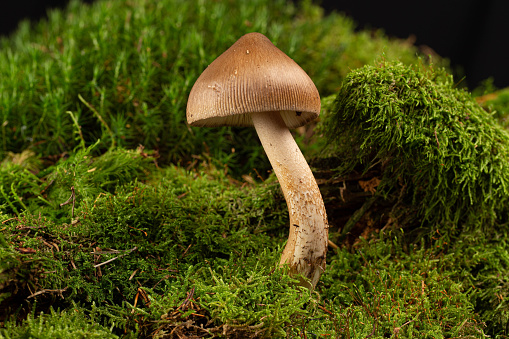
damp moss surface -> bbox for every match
[1,0,507,338]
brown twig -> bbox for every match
[328,239,339,250]
[181,243,192,258]
[177,287,195,312]
[93,246,138,268]
[317,305,333,315]
[60,186,76,218]
[2,217,18,224]
[364,318,377,338]
[252,167,265,182]
[129,269,138,280]
[27,287,68,299]
[15,226,45,230]
[392,320,415,338]
[40,179,54,195]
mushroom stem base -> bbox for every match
[251,111,328,288]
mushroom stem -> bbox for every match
[251,111,328,288]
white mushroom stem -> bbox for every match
[251,111,328,288]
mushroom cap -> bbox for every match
[186,32,321,129]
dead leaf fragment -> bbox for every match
[358,177,381,195]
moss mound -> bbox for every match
[319,61,509,229]
[315,61,509,335]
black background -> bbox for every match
[1,0,508,90]
[320,0,509,90]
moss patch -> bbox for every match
[318,61,509,229]
[0,0,444,178]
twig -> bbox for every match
[339,180,346,202]
[93,246,138,268]
[177,287,195,312]
[27,287,68,299]
[176,192,187,199]
[181,243,192,258]
[91,249,126,255]
[328,239,339,250]
[131,288,151,311]
[391,320,415,338]
[253,167,265,182]
[15,226,45,230]
[317,305,333,315]
[39,179,54,195]
[129,269,138,280]
[60,186,75,218]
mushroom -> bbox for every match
[186,32,328,288]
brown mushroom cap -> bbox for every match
[186,32,321,129]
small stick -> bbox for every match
[91,249,124,254]
[178,287,195,312]
[15,226,45,230]
[328,239,339,250]
[252,167,265,182]
[317,304,333,315]
[138,287,151,306]
[60,186,76,218]
[181,243,192,258]
[27,287,68,299]
[434,129,440,148]
[2,217,18,224]
[364,319,377,339]
[392,320,415,338]
[94,247,137,268]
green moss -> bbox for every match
[1,150,499,337]
[129,257,311,338]
[0,152,291,335]
[315,61,509,335]
[317,232,486,338]
[1,306,118,338]
[0,142,156,217]
[477,87,509,129]
[0,0,443,178]
[319,61,509,229]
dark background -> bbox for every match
[320,0,509,90]
[0,0,508,90]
